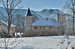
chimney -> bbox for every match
[46,17,48,21]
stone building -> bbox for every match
[25,8,32,32]
[32,18,60,30]
[57,13,66,34]
[24,8,66,36]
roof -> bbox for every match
[32,18,61,27]
[1,21,15,27]
[25,8,32,16]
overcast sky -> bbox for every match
[19,0,66,11]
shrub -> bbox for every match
[0,30,8,38]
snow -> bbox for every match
[1,21,15,27]
[0,36,75,49]
[37,9,64,18]
[15,32,23,36]
[32,18,61,27]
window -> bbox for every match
[49,27,52,28]
[34,27,37,29]
[0,24,1,25]
[43,27,45,29]
[57,27,59,29]
[40,27,41,29]
[25,19,27,20]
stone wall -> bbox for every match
[57,14,66,34]
[23,27,60,37]
[57,14,66,24]
[25,16,32,31]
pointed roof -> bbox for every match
[25,8,32,16]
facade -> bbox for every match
[32,18,60,30]
[25,8,66,36]
[0,21,15,36]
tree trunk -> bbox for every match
[8,20,11,37]
[73,12,74,33]
[73,3,74,33]
[5,38,8,49]
[20,26,21,37]
[16,26,18,36]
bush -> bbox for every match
[0,30,8,38]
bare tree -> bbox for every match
[12,14,25,36]
[65,16,73,35]
[0,0,22,49]
[0,0,21,36]
[63,0,75,32]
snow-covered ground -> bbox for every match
[15,32,23,36]
[0,36,75,49]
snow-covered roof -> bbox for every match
[1,21,15,27]
[32,18,61,27]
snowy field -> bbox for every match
[15,32,23,36]
[0,36,75,49]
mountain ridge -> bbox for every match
[0,6,68,20]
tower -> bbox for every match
[25,8,32,32]
[57,13,66,24]
[57,13,66,34]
